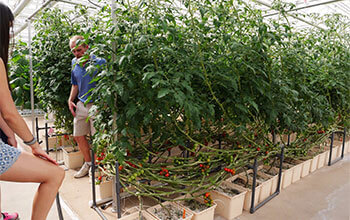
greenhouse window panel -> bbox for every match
[6,0,101,41]
[4,0,350,42]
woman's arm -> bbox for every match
[0,113,17,147]
[0,58,57,165]
[0,59,34,143]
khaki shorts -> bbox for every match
[73,101,96,136]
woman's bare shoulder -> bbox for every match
[0,58,5,70]
[0,57,4,67]
[0,58,7,79]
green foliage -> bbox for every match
[32,7,92,132]
[9,41,39,109]
[89,0,350,199]
[25,0,350,202]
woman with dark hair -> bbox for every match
[0,3,65,220]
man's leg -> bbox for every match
[73,136,92,178]
[73,101,92,178]
[74,136,91,163]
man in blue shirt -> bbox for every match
[67,35,106,178]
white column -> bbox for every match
[28,19,35,133]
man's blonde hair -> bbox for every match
[69,35,86,48]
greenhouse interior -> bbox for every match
[1,0,349,219]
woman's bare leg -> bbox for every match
[0,151,65,220]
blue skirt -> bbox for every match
[0,140,21,175]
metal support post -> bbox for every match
[35,117,39,142]
[328,130,346,166]
[276,145,285,193]
[45,123,49,152]
[341,128,346,159]
[249,145,285,213]
[328,132,334,166]
[114,161,122,218]
[91,149,97,207]
[90,149,108,220]
[56,193,64,220]
[249,158,258,213]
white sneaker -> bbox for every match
[74,163,90,178]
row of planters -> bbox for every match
[88,133,350,220]
[12,0,350,219]
[44,124,349,219]
[212,135,349,220]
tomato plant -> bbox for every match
[9,40,39,109]
[26,0,349,203]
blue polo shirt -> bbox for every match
[71,55,106,103]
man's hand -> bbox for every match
[68,100,77,117]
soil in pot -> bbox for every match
[211,182,246,220]
[183,199,208,213]
[62,146,84,169]
[248,172,270,182]
[130,216,145,220]
[284,158,303,165]
[215,185,241,197]
[260,166,279,176]
[282,163,294,170]
[152,203,189,220]
[119,209,156,220]
[231,176,260,189]
[129,213,153,220]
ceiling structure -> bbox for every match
[254,0,350,31]
[259,0,350,16]
[4,0,101,41]
[2,0,350,42]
